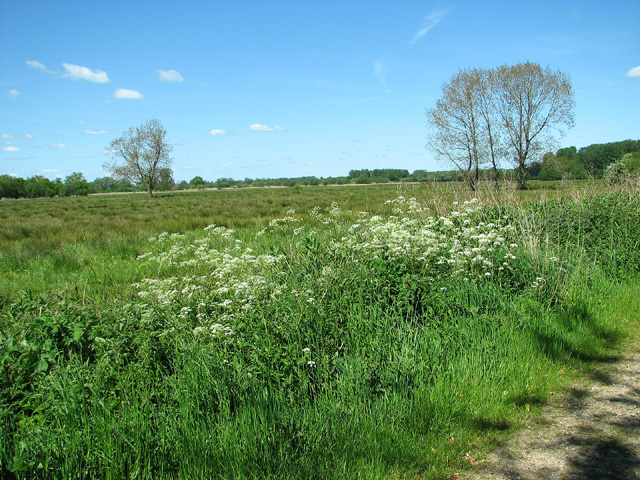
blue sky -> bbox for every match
[1,1,638,182]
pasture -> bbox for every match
[1,181,639,479]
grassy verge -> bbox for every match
[1,183,638,478]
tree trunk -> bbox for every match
[517,162,527,190]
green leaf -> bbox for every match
[73,324,85,341]
[37,355,49,372]
[9,459,30,472]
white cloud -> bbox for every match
[627,66,640,78]
[62,63,110,83]
[26,60,57,74]
[41,168,59,173]
[3,146,20,152]
[85,129,109,135]
[158,69,184,82]
[114,89,143,100]
[49,143,73,149]
[2,134,14,139]
[8,89,20,98]
[373,59,387,85]
[210,129,227,135]
[249,124,286,132]
[22,134,33,140]
[410,8,449,43]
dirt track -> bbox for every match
[462,337,640,480]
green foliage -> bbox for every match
[603,153,640,186]
[524,192,640,278]
[348,169,410,181]
[189,175,206,187]
[579,139,640,177]
[1,186,639,478]
[23,176,58,198]
[0,175,25,199]
[91,176,136,193]
[59,172,92,197]
[538,163,562,181]
[156,168,175,191]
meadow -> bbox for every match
[1,181,639,479]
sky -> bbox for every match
[1,1,638,182]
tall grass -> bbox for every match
[1,182,638,478]
[0,181,608,303]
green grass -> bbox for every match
[1,180,638,479]
[0,181,609,301]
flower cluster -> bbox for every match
[331,197,517,282]
[133,225,284,337]
[131,198,523,344]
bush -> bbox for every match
[0,175,24,198]
[604,153,640,186]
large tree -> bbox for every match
[426,62,575,190]
[426,68,487,191]
[104,119,173,197]
[493,62,575,189]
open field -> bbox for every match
[0,181,603,302]
[1,180,639,479]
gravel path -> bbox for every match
[462,336,640,480]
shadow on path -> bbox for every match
[463,349,640,480]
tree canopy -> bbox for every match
[104,119,173,197]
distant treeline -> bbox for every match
[177,169,460,191]
[2,139,638,199]
[525,139,640,181]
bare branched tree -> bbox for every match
[426,62,575,190]
[477,68,505,189]
[104,119,173,197]
[494,62,575,190]
[426,69,485,191]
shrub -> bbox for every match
[604,153,640,186]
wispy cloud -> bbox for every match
[249,124,286,132]
[410,8,449,44]
[49,143,73,149]
[210,129,227,135]
[85,129,109,135]
[157,69,184,82]
[113,89,143,100]
[8,89,20,98]
[627,66,640,78]
[62,63,110,83]
[373,59,388,85]
[27,60,110,83]
[3,133,32,140]
[3,146,21,152]
[26,60,57,74]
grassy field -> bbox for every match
[1,180,639,479]
[0,181,603,300]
